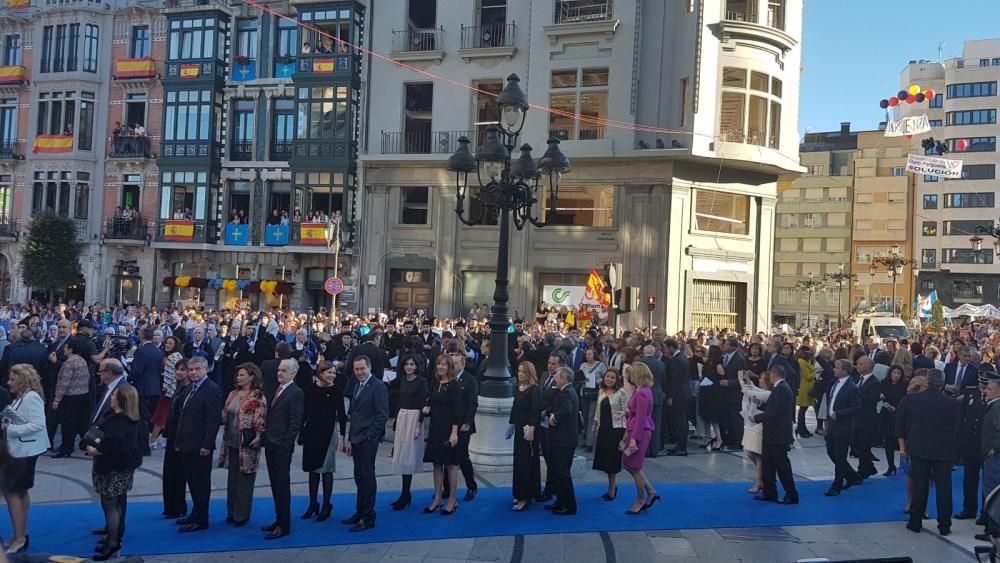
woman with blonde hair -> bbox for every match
[422,354,464,515]
[2,364,49,554]
[892,348,914,378]
[621,361,659,514]
[509,361,542,511]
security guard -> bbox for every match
[956,369,995,521]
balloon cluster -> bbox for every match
[879,85,936,109]
[162,276,294,295]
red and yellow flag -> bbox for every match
[300,222,327,245]
[586,268,611,308]
[32,135,73,154]
[179,64,200,79]
[312,58,335,73]
[0,65,26,83]
[7,0,28,8]
[164,220,194,241]
[114,58,156,79]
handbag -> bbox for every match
[241,428,258,449]
[82,426,105,449]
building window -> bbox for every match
[543,186,614,227]
[164,90,212,141]
[944,192,995,208]
[274,17,298,73]
[922,194,938,209]
[946,82,997,98]
[124,93,147,129]
[230,99,254,160]
[400,186,429,225]
[131,26,150,58]
[803,213,825,227]
[929,119,943,127]
[945,220,993,236]
[554,0,613,23]
[3,35,20,66]
[74,172,89,220]
[693,189,749,235]
[920,279,935,291]
[40,27,52,73]
[679,77,689,127]
[924,175,938,182]
[920,249,937,268]
[296,86,349,140]
[718,67,782,148]
[66,24,79,71]
[270,98,294,159]
[298,6,354,54]
[53,24,66,72]
[31,171,72,216]
[944,249,993,265]
[0,99,14,145]
[766,0,785,30]
[36,91,94,149]
[947,109,997,126]
[78,95,94,150]
[948,137,996,152]
[235,19,258,61]
[81,24,98,72]
[889,167,906,176]
[953,280,985,299]
[929,93,943,109]
[947,163,996,181]
[472,79,503,145]
[160,171,212,221]
[549,68,609,141]
[922,221,937,236]
[805,164,825,176]
[168,17,218,61]
[888,192,906,203]
[293,171,348,217]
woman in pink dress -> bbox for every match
[621,362,661,514]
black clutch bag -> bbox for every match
[82,426,105,449]
[241,428,258,449]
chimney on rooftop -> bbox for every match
[840,122,851,136]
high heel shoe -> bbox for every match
[93,543,120,561]
[625,504,648,515]
[4,535,28,554]
[391,494,412,511]
[441,503,458,516]
[301,501,319,519]
[512,502,529,512]
[601,486,618,501]
[422,501,443,514]
[644,493,661,509]
[883,467,897,477]
[316,503,333,521]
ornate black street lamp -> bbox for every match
[970,220,1000,259]
[823,263,858,329]
[446,73,570,399]
[795,272,825,329]
[871,244,917,315]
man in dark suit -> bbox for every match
[131,327,164,455]
[753,367,798,505]
[162,359,190,519]
[261,342,292,400]
[262,359,304,540]
[719,337,747,450]
[980,377,1000,539]
[44,318,72,446]
[563,339,584,372]
[896,369,961,535]
[955,370,990,520]
[911,342,935,371]
[640,345,667,457]
[4,328,49,386]
[944,347,978,397]
[545,366,579,515]
[449,344,479,501]
[538,351,567,502]
[174,356,223,533]
[342,355,388,532]
[824,359,863,496]
[853,356,881,479]
[525,333,556,378]
[664,339,691,456]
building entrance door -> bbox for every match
[389,268,433,313]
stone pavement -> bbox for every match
[26,418,980,562]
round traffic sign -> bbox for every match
[324,276,344,296]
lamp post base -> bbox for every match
[469,395,515,472]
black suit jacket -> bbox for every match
[895,390,960,461]
[173,378,223,454]
[721,350,746,402]
[945,362,979,394]
[91,376,128,426]
[455,370,478,434]
[665,351,691,402]
[548,384,579,448]
[4,339,48,385]
[640,356,667,406]
[825,378,861,439]
[856,374,881,430]
[260,359,280,400]
[263,382,304,450]
[755,379,794,446]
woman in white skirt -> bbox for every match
[739,369,772,494]
[390,355,428,510]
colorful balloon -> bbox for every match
[956,139,969,151]
[906,134,913,140]
[915,93,926,103]
[889,97,899,107]
[908,85,920,96]
[880,99,889,109]
[925,89,936,100]
[906,94,916,103]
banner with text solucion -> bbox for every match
[905,153,963,179]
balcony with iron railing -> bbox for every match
[0,140,23,160]
[109,136,152,159]
[391,28,445,62]
[0,215,17,239]
[720,0,796,50]
[719,129,779,149]
[554,0,613,23]
[380,130,471,155]
[459,22,517,59]
[270,141,293,161]
[155,219,218,244]
[229,140,252,161]
[103,218,151,243]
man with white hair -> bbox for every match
[261,359,304,539]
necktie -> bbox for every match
[958,365,965,388]
[183,382,198,410]
[354,381,365,401]
[273,385,283,404]
[723,353,730,368]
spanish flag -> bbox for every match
[164,220,195,241]
[32,134,73,154]
[586,268,611,308]
[114,58,156,79]
[312,58,335,73]
[179,64,200,79]
[8,0,28,8]
[300,222,328,245]
[0,65,26,83]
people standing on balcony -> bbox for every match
[301,42,312,55]
[134,123,146,137]
[293,210,302,223]
[267,210,281,226]
[280,211,289,226]
[315,38,332,54]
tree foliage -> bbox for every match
[931,300,945,330]
[19,213,82,296]
[900,303,912,324]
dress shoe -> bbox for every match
[350,520,375,532]
[938,526,951,537]
[233,520,248,527]
[754,493,779,503]
[976,533,992,542]
[225,516,234,524]
[301,502,319,519]
[441,504,458,516]
[164,512,186,520]
[92,543,120,561]
[666,449,687,457]
[50,451,72,458]
[340,514,362,525]
[512,503,529,512]
[553,508,576,515]
[261,522,279,532]
[905,522,922,533]
[464,488,478,502]
[824,488,842,497]
[316,504,333,521]
[725,444,743,452]
[778,496,799,505]
[265,527,289,540]
[175,516,193,526]
[544,502,561,511]
[977,515,988,526]
[844,478,863,489]
[955,511,977,520]
[178,523,208,533]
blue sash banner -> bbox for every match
[232,60,257,81]
[274,62,296,78]
[224,224,250,246]
[265,224,289,246]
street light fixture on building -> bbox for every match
[971,220,1000,257]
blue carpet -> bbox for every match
[8,475,963,557]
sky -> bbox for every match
[800,0,1000,136]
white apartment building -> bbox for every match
[902,39,1000,307]
[356,0,803,333]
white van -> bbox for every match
[852,315,911,344]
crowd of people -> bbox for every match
[0,301,998,558]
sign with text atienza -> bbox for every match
[883,115,932,137]
[542,285,606,308]
[905,153,964,179]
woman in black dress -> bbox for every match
[880,364,907,476]
[592,368,628,501]
[390,355,429,510]
[299,361,347,522]
[422,355,463,515]
[700,345,724,451]
[746,342,768,377]
[509,362,542,512]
